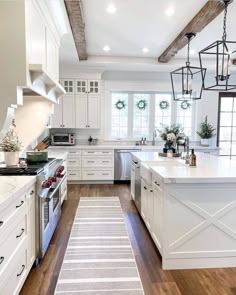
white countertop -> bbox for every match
[48,145,219,151]
[148,153,236,184]
[0,176,36,207]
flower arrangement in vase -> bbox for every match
[159,124,184,153]
[1,120,22,166]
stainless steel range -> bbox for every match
[0,158,66,260]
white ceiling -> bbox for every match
[59,0,236,71]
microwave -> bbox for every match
[51,133,76,146]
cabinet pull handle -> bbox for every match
[69,173,76,176]
[102,161,109,163]
[16,201,24,208]
[17,265,25,277]
[16,228,25,238]
[0,256,4,265]
[88,173,94,176]
[88,161,94,163]
[144,186,147,190]
[150,190,153,192]
[0,221,3,227]
[154,181,160,186]
[69,161,76,163]
[30,190,34,195]
[88,152,94,154]
[102,173,109,175]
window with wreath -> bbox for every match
[133,94,150,138]
[155,94,172,129]
[111,93,129,138]
[176,100,194,137]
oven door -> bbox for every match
[39,177,65,257]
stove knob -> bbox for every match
[56,172,61,178]
[43,181,51,188]
[52,177,57,182]
[59,166,64,172]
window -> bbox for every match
[109,92,196,140]
[218,93,236,158]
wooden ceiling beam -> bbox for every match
[158,0,229,63]
[64,0,88,61]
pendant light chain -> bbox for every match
[222,1,228,41]
[186,37,190,66]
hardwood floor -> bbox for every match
[20,184,236,295]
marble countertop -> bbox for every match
[0,176,36,207]
[148,153,236,184]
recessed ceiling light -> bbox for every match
[142,47,149,53]
[165,6,175,16]
[103,45,111,52]
[106,3,117,14]
[190,49,196,55]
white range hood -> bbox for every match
[0,0,67,140]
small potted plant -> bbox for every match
[1,120,22,166]
[197,116,216,146]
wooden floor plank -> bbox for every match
[20,184,236,295]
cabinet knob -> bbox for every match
[30,190,34,195]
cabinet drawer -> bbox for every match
[67,150,81,157]
[152,174,163,190]
[82,157,114,168]
[82,169,114,180]
[67,158,81,167]
[0,194,27,239]
[0,211,27,276]
[0,239,27,295]
[82,150,114,156]
[67,169,81,180]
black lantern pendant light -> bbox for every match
[199,0,236,91]
[171,33,206,101]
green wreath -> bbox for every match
[115,100,126,110]
[181,101,191,110]
[159,100,169,110]
[136,99,147,110]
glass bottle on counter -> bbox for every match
[190,149,197,167]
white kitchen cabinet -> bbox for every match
[75,79,100,94]
[141,179,148,221]
[46,28,59,81]
[51,95,75,128]
[61,79,75,94]
[75,94,101,129]
[131,162,135,200]
[152,180,163,254]
[146,185,154,232]
[0,182,36,295]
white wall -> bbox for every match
[56,69,219,145]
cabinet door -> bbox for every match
[88,80,100,94]
[62,79,74,94]
[87,95,101,128]
[51,97,63,128]
[146,188,154,232]
[131,162,135,200]
[27,187,36,267]
[75,95,87,128]
[75,80,87,94]
[62,96,75,128]
[141,179,148,221]
[152,185,163,253]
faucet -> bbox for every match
[185,136,190,164]
[152,129,158,145]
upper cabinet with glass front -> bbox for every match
[76,80,100,94]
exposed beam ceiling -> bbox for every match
[158,0,229,63]
[64,0,88,61]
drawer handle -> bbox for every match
[88,161,94,163]
[69,152,77,154]
[16,201,24,208]
[87,152,94,154]
[102,173,109,175]
[16,228,25,238]
[0,256,4,265]
[144,186,147,190]
[0,221,3,227]
[154,181,160,186]
[88,173,94,176]
[102,152,109,153]
[69,173,76,176]
[30,190,34,195]
[102,161,109,163]
[69,161,77,163]
[17,265,25,277]
[150,189,153,192]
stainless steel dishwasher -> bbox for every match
[114,149,140,182]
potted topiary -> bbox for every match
[1,120,22,166]
[197,116,216,146]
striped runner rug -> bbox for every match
[54,197,145,295]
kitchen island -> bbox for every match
[131,152,236,270]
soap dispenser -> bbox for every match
[189,149,197,167]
